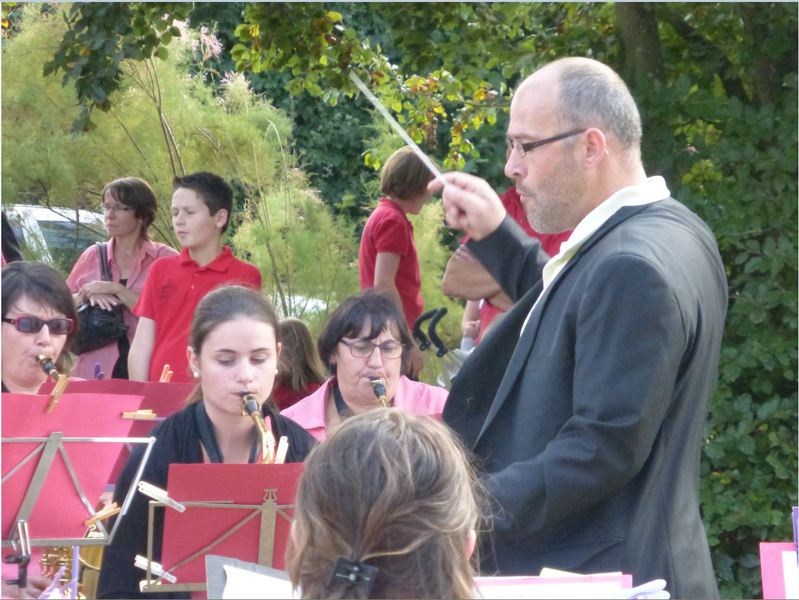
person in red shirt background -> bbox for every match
[443,186,571,347]
[358,147,434,377]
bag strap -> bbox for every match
[96,242,113,282]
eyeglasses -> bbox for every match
[341,339,405,359]
[2,316,75,335]
[506,128,587,157]
[101,203,134,214]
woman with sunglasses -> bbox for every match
[1,263,75,596]
[282,290,448,441]
[66,177,177,379]
[2,261,77,394]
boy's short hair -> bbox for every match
[380,147,435,202]
[173,172,233,232]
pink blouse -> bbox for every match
[281,375,449,441]
[66,238,178,379]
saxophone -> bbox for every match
[37,354,69,412]
[241,393,276,463]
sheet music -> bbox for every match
[781,550,799,599]
[221,565,296,599]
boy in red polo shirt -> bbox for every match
[128,172,262,382]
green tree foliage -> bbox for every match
[21,4,799,597]
[41,2,189,133]
[232,173,359,331]
[3,5,359,321]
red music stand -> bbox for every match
[85,380,195,482]
[140,463,303,595]
[39,379,147,396]
[38,380,196,433]
[1,392,156,549]
[131,381,197,435]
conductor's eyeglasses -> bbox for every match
[2,316,75,335]
[341,339,404,359]
[506,128,587,157]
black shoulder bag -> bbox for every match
[74,243,128,354]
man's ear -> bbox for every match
[583,127,608,166]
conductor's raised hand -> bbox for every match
[428,172,506,241]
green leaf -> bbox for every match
[153,46,168,61]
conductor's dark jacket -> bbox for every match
[445,197,726,598]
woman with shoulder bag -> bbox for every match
[67,177,177,380]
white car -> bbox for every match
[4,204,105,273]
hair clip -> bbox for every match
[327,556,378,597]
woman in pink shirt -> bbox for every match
[282,290,448,441]
[67,177,177,379]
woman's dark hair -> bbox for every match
[380,147,435,201]
[2,261,78,360]
[102,177,159,239]
[317,291,414,375]
[173,171,233,233]
[187,285,278,404]
[276,318,326,393]
[287,409,482,599]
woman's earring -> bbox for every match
[192,369,200,378]
[274,368,279,374]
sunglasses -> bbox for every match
[2,316,75,335]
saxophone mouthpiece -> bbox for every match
[37,355,60,382]
[240,393,261,418]
[370,378,389,408]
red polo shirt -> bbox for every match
[134,246,262,382]
[358,198,423,329]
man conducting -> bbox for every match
[431,57,727,598]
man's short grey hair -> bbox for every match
[554,58,642,151]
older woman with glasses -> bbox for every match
[281,290,448,441]
[67,177,177,379]
[2,261,78,394]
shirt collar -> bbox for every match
[379,197,410,221]
[108,237,156,261]
[305,378,334,430]
[558,176,670,257]
[107,238,155,278]
[141,239,162,258]
[178,245,234,271]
